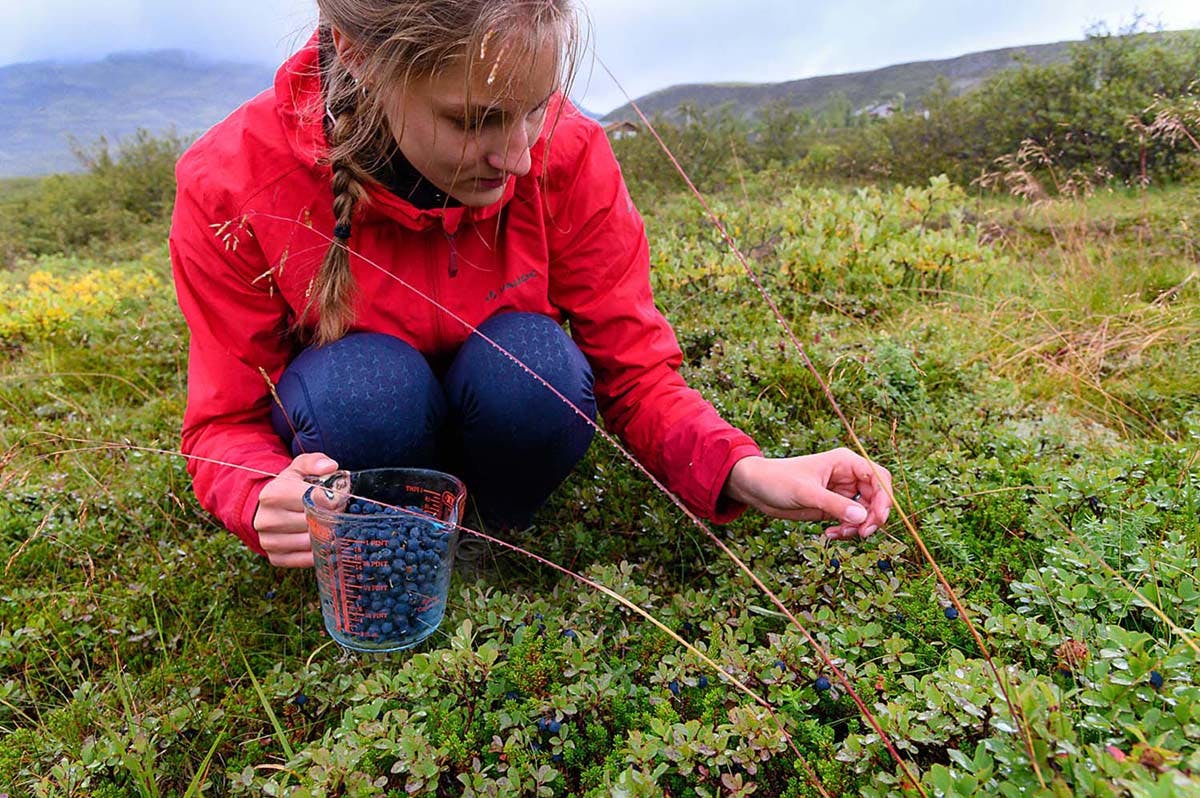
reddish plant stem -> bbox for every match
[597,61,1044,791]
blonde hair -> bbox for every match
[307,0,582,344]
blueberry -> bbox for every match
[668,680,680,697]
[829,558,840,570]
[294,693,308,706]
[551,753,563,763]
[562,629,578,640]
[814,677,832,692]
[774,659,787,671]
[265,589,276,600]
[537,717,550,733]
[505,691,522,701]
[547,720,562,735]
[698,675,709,688]
[1149,670,1164,689]
[877,559,892,572]
[944,607,960,621]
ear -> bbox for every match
[329,26,365,81]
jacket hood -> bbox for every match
[272,29,543,234]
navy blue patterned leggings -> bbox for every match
[270,312,597,527]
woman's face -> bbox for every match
[381,35,561,207]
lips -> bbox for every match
[474,176,507,191]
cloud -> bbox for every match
[579,0,1200,112]
[0,0,317,65]
[2,0,1197,114]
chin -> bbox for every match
[453,186,506,208]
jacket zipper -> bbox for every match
[429,231,457,351]
[445,231,459,278]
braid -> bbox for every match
[304,45,372,345]
[303,1,582,343]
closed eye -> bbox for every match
[445,93,553,131]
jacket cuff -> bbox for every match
[660,418,762,523]
[234,475,272,557]
[223,449,292,558]
[709,443,763,524]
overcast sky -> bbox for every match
[3,1,1198,114]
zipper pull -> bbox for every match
[445,232,459,277]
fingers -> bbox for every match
[259,530,312,553]
[260,523,315,568]
[259,454,339,512]
[819,451,891,539]
[773,448,893,541]
[791,478,869,529]
[854,461,893,537]
[266,549,315,569]
[284,453,340,486]
[259,513,316,564]
[823,523,866,541]
[253,453,339,568]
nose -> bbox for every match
[485,121,533,177]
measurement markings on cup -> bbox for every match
[334,543,368,636]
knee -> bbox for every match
[447,313,596,427]
[271,332,446,466]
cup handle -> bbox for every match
[305,470,352,510]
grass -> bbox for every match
[0,176,1197,796]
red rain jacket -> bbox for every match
[169,34,761,556]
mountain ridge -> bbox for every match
[4,33,1186,179]
[600,40,1076,123]
[0,52,277,178]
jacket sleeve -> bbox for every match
[544,116,762,522]
[168,172,297,556]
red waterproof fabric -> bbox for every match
[169,33,762,556]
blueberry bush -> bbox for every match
[0,150,1198,795]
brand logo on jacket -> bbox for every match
[485,270,539,302]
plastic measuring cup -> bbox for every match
[303,468,465,653]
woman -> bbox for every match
[169,0,892,568]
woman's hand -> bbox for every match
[723,449,892,540]
[253,453,340,568]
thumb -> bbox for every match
[290,454,344,513]
[289,452,339,476]
[795,483,868,525]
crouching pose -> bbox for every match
[169,0,892,567]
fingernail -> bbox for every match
[317,458,337,470]
[862,525,878,537]
[845,505,868,524]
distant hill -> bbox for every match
[0,51,275,178]
[1,33,1188,178]
[601,40,1081,124]
[0,49,610,180]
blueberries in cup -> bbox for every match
[330,502,454,645]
